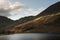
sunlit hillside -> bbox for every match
[5,12,60,33]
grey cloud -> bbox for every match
[0,1,24,17]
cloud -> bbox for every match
[22,7,45,16]
[0,0,24,16]
[9,2,24,10]
[8,7,45,20]
[0,0,9,3]
[0,0,45,20]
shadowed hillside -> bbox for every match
[36,1,60,17]
[0,16,14,27]
[15,16,35,24]
[0,2,60,34]
[0,16,14,34]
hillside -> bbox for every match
[0,16,14,34]
[0,16,14,27]
[6,13,60,34]
[15,16,35,24]
[36,1,60,17]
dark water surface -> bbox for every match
[0,33,60,40]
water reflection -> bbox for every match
[0,33,60,40]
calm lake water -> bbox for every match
[0,33,60,40]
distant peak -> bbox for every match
[0,16,13,21]
[36,1,60,17]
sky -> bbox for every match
[0,0,60,20]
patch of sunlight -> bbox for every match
[33,13,60,22]
[55,13,60,15]
[34,17,42,21]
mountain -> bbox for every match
[15,16,35,24]
[0,16,14,27]
[0,2,60,34]
[36,1,60,17]
[7,13,60,34]
[0,16,14,34]
[0,16,35,34]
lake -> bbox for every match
[0,33,60,40]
